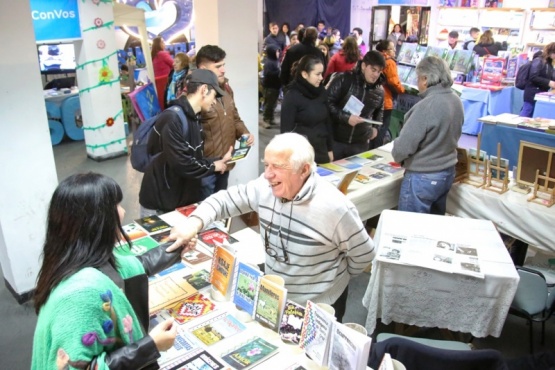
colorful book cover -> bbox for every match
[328,323,372,370]
[221,337,279,370]
[316,167,334,177]
[209,245,236,297]
[254,276,287,331]
[279,300,306,344]
[319,163,347,172]
[182,248,212,265]
[134,215,171,234]
[121,222,148,241]
[371,163,403,174]
[398,42,417,65]
[480,57,505,86]
[185,269,211,290]
[189,313,246,346]
[148,274,198,313]
[150,230,171,244]
[199,227,238,249]
[405,68,419,87]
[396,65,412,83]
[153,262,188,279]
[115,236,159,257]
[344,155,371,165]
[333,159,363,170]
[167,293,216,324]
[299,300,337,367]
[160,347,226,370]
[357,151,383,162]
[425,46,446,60]
[176,203,198,217]
[410,46,426,66]
[451,50,474,74]
[231,262,263,317]
[444,49,456,69]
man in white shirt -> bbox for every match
[439,31,461,50]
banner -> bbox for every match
[31,0,81,42]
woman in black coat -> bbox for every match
[280,55,333,164]
[473,30,501,57]
[521,42,555,117]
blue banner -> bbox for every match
[31,0,81,42]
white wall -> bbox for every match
[0,1,58,296]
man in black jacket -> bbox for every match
[327,51,385,159]
[139,69,232,216]
[280,26,326,87]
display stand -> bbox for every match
[528,169,555,207]
[463,134,487,187]
[484,143,509,194]
[454,147,469,183]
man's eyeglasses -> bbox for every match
[264,222,289,263]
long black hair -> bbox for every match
[34,173,130,313]
[292,54,324,80]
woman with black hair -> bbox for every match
[281,55,333,163]
[32,173,194,369]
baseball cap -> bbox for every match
[187,69,226,97]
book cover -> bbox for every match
[425,46,447,60]
[316,167,334,177]
[232,262,263,317]
[337,169,359,194]
[199,227,238,249]
[319,163,347,172]
[344,155,371,165]
[150,230,171,244]
[190,313,246,346]
[122,222,148,241]
[405,67,419,87]
[160,347,227,370]
[398,43,417,65]
[371,163,403,175]
[134,215,171,234]
[451,50,474,74]
[185,269,212,290]
[227,146,251,163]
[221,337,279,370]
[333,159,363,170]
[176,203,198,217]
[357,151,383,163]
[148,274,198,313]
[444,49,456,69]
[183,248,212,265]
[167,293,216,324]
[299,300,337,367]
[209,245,236,297]
[480,57,505,86]
[279,300,306,344]
[410,46,426,66]
[254,276,287,331]
[396,65,413,83]
[153,262,188,279]
[115,236,159,257]
[328,323,372,370]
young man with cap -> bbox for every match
[139,69,232,216]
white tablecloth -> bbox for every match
[362,210,519,338]
[447,182,555,254]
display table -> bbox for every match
[362,210,519,338]
[447,182,555,255]
[480,122,555,168]
[460,86,518,135]
[533,100,555,120]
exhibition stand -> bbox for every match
[534,100,555,120]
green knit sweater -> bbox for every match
[32,255,147,370]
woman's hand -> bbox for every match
[149,319,177,352]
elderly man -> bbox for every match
[168,133,375,321]
[439,30,461,50]
[392,56,463,215]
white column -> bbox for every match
[0,1,58,300]
[194,0,260,186]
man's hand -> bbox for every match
[328,151,334,163]
[246,134,255,146]
[348,115,365,127]
[214,146,233,173]
[370,127,378,140]
[165,216,204,252]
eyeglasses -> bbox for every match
[264,222,289,263]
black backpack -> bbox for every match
[130,106,187,172]
[515,61,532,90]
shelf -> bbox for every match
[526,43,548,47]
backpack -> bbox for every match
[130,105,187,172]
[515,61,532,90]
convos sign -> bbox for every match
[31,0,81,42]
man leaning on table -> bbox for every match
[167,133,376,322]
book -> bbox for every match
[425,46,447,60]
[199,227,238,249]
[221,337,279,370]
[176,203,198,217]
[334,159,362,170]
[319,163,347,172]
[279,300,306,344]
[337,169,359,194]
[160,347,227,370]
[398,43,417,65]
[209,245,236,297]
[396,65,413,83]
[480,57,505,86]
[344,155,372,165]
[254,276,287,331]
[299,300,337,367]
[134,215,171,234]
[148,274,198,313]
[371,163,403,175]
[451,50,474,74]
[150,230,171,244]
[343,95,365,116]
[115,236,159,257]
[190,312,246,346]
[328,322,372,370]
[167,293,216,324]
[231,262,263,317]
[182,248,212,265]
[122,222,148,241]
[152,262,188,279]
[357,151,383,163]
[316,167,334,177]
[227,146,251,163]
[184,269,212,290]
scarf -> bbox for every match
[292,74,325,99]
[167,69,186,102]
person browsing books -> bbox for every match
[32,173,197,369]
[167,133,376,322]
[392,56,463,215]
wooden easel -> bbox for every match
[463,134,487,188]
[484,143,509,194]
[528,169,555,207]
[454,147,469,183]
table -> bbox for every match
[447,182,555,255]
[362,210,519,338]
[481,122,555,168]
[460,86,518,135]
[534,100,555,120]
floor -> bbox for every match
[1,113,552,369]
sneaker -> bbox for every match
[260,120,271,129]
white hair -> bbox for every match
[416,56,453,88]
[265,133,315,172]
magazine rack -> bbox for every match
[462,134,486,188]
[528,169,555,208]
[484,143,509,194]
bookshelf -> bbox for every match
[525,8,555,54]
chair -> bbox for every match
[509,266,555,353]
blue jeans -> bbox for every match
[398,167,456,215]
[520,101,535,118]
[200,171,230,200]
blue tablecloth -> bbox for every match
[533,100,555,119]
[460,86,518,135]
[481,123,555,168]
